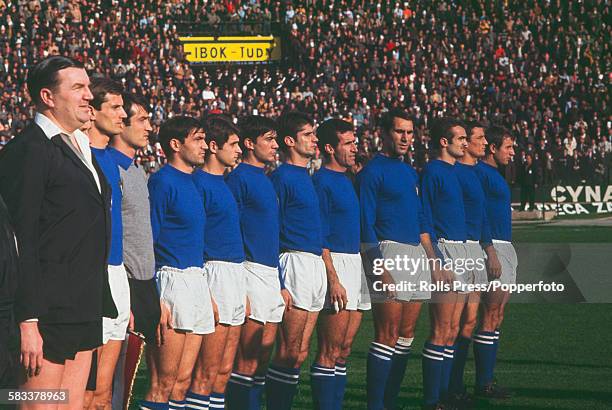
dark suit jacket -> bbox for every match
[0,123,117,324]
[0,194,18,323]
[0,194,19,388]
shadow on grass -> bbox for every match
[495,358,612,370]
[403,352,612,371]
[508,386,612,402]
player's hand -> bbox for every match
[328,280,348,312]
[380,269,397,300]
[156,301,173,347]
[486,251,502,280]
[20,321,43,377]
[211,295,220,325]
[432,266,454,287]
[128,310,135,332]
[245,296,251,318]
[281,288,292,311]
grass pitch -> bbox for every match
[130,224,612,409]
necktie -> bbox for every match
[53,133,85,161]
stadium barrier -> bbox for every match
[511,184,612,216]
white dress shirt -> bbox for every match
[34,113,101,193]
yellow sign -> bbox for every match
[180,36,281,63]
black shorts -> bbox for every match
[128,278,160,344]
[85,349,97,391]
[39,320,102,364]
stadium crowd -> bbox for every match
[0,0,610,184]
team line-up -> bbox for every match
[0,56,519,410]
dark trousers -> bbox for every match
[0,317,18,389]
[520,185,536,210]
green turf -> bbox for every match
[512,225,612,243]
[129,225,612,409]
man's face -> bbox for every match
[252,130,278,163]
[466,127,487,158]
[214,133,242,167]
[446,126,468,159]
[46,67,93,131]
[330,130,357,168]
[288,123,317,158]
[93,93,127,136]
[79,107,96,135]
[493,136,515,165]
[121,104,152,149]
[386,117,413,156]
[178,128,207,167]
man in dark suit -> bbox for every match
[0,194,19,389]
[0,56,116,409]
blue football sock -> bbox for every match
[249,375,266,409]
[422,342,445,406]
[449,336,471,395]
[334,362,348,410]
[266,364,300,410]
[367,341,394,410]
[209,392,224,410]
[185,391,209,410]
[226,372,253,410]
[440,344,455,399]
[310,363,336,409]
[473,330,497,388]
[168,399,186,409]
[493,329,501,373]
[383,337,413,410]
[139,401,169,410]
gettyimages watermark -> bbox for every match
[362,242,612,303]
[372,254,486,277]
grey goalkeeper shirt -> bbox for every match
[109,147,156,280]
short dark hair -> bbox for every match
[380,108,414,135]
[429,117,466,150]
[485,125,515,154]
[237,115,277,150]
[203,114,240,152]
[465,121,485,141]
[316,118,353,158]
[158,116,203,158]
[277,111,313,152]
[89,75,124,110]
[27,56,84,107]
[122,93,149,126]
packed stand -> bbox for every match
[0,0,610,184]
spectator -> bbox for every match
[568,151,582,184]
[581,149,596,182]
[594,151,609,184]
[518,153,538,211]
[542,152,556,184]
[563,132,577,156]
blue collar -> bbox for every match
[107,147,134,170]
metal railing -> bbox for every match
[177,20,283,37]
